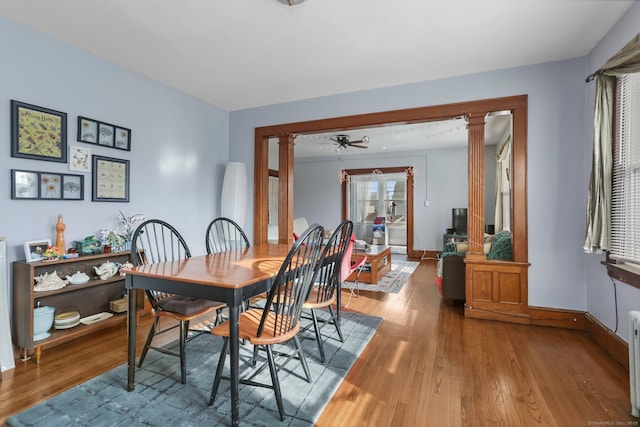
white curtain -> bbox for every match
[348,173,407,242]
[494,136,512,232]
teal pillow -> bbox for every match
[487,230,512,260]
[443,241,457,253]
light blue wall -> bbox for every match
[4,1,638,342]
[585,3,640,341]
[231,57,588,312]
[293,146,477,252]
[0,17,230,263]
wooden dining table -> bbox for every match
[124,243,292,426]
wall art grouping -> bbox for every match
[9,100,132,203]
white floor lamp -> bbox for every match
[220,162,247,230]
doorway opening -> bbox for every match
[344,168,411,254]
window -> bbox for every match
[610,73,640,267]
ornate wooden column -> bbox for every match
[278,134,295,244]
[253,135,269,245]
[466,113,486,261]
[465,109,530,324]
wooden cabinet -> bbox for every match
[464,259,530,324]
[12,251,142,363]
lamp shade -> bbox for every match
[220,162,247,229]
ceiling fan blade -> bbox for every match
[349,143,368,148]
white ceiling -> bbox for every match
[0,0,633,112]
[279,113,511,159]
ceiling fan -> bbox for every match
[330,134,370,149]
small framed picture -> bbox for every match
[77,116,98,144]
[11,169,39,199]
[98,123,115,147]
[114,126,131,151]
[24,239,52,262]
[62,174,84,200]
[11,100,67,163]
[40,173,62,199]
[69,145,91,172]
[92,155,130,202]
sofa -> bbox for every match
[435,230,512,305]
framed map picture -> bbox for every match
[11,100,67,163]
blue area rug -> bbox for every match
[8,311,382,427]
[345,259,419,294]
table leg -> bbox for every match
[371,256,379,284]
[228,303,240,426]
[336,281,342,323]
[127,286,137,391]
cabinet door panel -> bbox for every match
[466,261,529,323]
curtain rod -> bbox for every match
[586,71,599,83]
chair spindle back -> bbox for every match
[259,224,324,338]
[206,217,250,254]
[130,219,192,307]
[311,220,354,303]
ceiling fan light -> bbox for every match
[277,0,306,5]
[362,136,370,144]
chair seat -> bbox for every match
[158,295,224,317]
[303,287,336,310]
[210,308,300,346]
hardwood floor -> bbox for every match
[0,259,634,426]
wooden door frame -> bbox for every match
[253,95,528,264]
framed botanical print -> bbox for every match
[77,116,98,143]
[114,127,131,150]
[11,100,67,163]
[40,173,62,199]
[92,155,130,202]
[11,169,39,199]
[98,123,115,147]
[62,174,84,200]
[69,145,91,172]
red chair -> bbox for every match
[341,233,367,307]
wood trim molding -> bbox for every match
[278,134,294,244]
[584,312,628,370]
[606,259,640,290]
[529,306,586,330]
[253,95,529,260]
[254,134,269,245]
[529,306,628,370]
